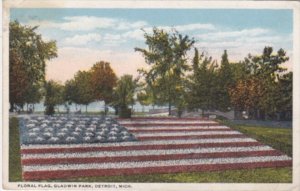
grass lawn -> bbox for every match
[9,117,292,183]
[54,167,292,183]
[220,120,292,157]
[9,117,22,181]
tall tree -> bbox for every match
[113,75,138,117]
[216,50,234,111]
[228,77,264,114]
[44,81,64,115]
[64,79,77,105]
[229,47,289,120]
[72,71,94,112]
[135,27,195,116]
[9,20,57,111]
[274,72,292,120]
[90,61,117,114]
[187,48,218,116]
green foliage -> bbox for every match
[64,79,77,105]
[274,72,292,120]
[137,89,153,106]
[136,28,195,115]
[229,47,291,120]
[113,75,138,117]
[215,50,234,111]
[9,117,22,181]
[44,80,64,115]
[187,48,218,115]
[90,61,118,106]
[9,20,57,111]
[64,71,94,112]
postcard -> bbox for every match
[2,0,300,190]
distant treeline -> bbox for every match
[9,22,292,120]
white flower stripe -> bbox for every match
[126,125,230,130]
[21,145,272,159]
[21,137,254,149]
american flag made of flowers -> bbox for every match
[19,115,292,181]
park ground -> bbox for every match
[9,116,292,183]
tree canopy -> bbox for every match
[113,75,139,109]
[44,80,64,115]
[9,20,57,111]
[187,48,218,116]
[64,71,94,112]
[135,27,195,116]
[229,47,291,120]
[90,61,118,106]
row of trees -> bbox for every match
[9,21,292,120]
[9,21,138,116]
[135,28,292,120]
[43,62,139,116]
[64,61,117,114]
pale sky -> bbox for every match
[11,9,293,83]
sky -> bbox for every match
[10,8,293,83]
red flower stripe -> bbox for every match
[22,160,292,181]
[117,117,210,121]
[122,123,219,127]
[21,150,283,165]
[137,134,247,141]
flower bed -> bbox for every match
[19,115,137,145]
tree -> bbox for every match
[135,27,195,116]
[9,20,57,111]
[187,48,218,116]
[113,75,139,117]
[274,72,292,120]
[64,79,77,105]
[137,86,154,113]
[44,81,64,115]
[24,83,43,112]
[216,50,234,111]
[73,71,94,112]
[228,77,264,114]
[90,61,117,114]
[228,47,289,120]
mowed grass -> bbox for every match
[9,117,22,181]
[220,120,293,157]
[56,167,292,183]
[9,117,292,183]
